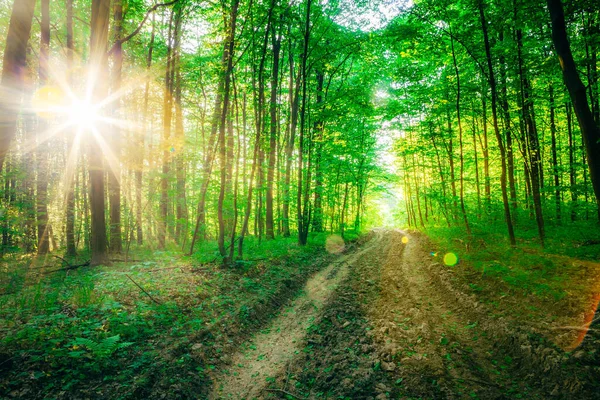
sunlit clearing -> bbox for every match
[326,235,345,254]
[443,252,459,266]
[401,236,409,244]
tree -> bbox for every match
[0,0,36,173]
[88,0,110,266]
[547,0,600,208]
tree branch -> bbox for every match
[108,0,179,56]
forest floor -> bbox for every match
[2,229,600,399]
[210,229,600,399]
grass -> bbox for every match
[0,232,342,399]
[421,216,600,303]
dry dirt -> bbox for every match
[209,231,384,399]
[210,229,600,399]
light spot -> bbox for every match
[326,235,345,254]
[443,252,458,266]
[32,85,65,118]
[401,236,409,244]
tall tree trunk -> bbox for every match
[0,0,36,173]
[265,21,281,240]
[65,0,76,256]
[89,0,110,266]
[237,0,273,258]
[450,32,471,234]
[36,0,50,255]
[282,28,299,238]
[311,70,325,232]
[174,7,187,244]
[479,0,516,246]
[217,0,239,263]
[499,29,517,219]
[297,0,312,246]
[567,101,577,221]
[109,0,123,253]
[481,78,491,207]
[549,84,561,220]
[159,10,175,249]
[547,0,600,209]
[516,1,544,244]
[138,13,156,246]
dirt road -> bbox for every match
[210,229,600,399]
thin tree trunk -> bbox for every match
[567,102,577,221]
[549,84,561,220]
[450,32,471,234]
[36,0,50,255]
[265,21,281,240]
[109,0,123,253]
[217,0,239,263]
[159,10,175,249]
[479,0,516,246]
[174,7,187,244]
[89,0,110,265]
[65,0,76,256]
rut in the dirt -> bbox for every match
[267,229,598,399]
[209,232,383,399]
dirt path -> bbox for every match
[209,231,384,399]
[211,229,599,399]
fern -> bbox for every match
[70,335,133,359]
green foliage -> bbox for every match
[0,234,337,398]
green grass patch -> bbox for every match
[0,232,340,399]
[421,218,600,303]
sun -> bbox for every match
[31,84,101,132]
[65,98,100,131]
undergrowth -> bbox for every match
[421,217,600,304]
[0,232,340,399]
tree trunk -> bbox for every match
[265,21,281,240]
[159,10,175,249]
[312,70,325,232]
[0,0,36,173]
[567,101,577,221]
[65,0,76,256]
[549,84,561,220]
[450,32,471,234]
[479,0,516,246]
[36,0,50,255]
[547,0,600,208]
[217,0,239,264]
[89,0,110,266]
[109,0,123,253]
[174,7,187,244]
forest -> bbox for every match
[1,0,600,398]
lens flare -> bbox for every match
[401,236,409,244]
[443,252,458,266]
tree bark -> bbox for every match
[0,0,36,173]
[266,21,281,240]
[36,0,51,255]
[109,0,123,253]
[547,0,600,208]
[89,0,110,266]
[479,0,516,246]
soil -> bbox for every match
[210,229,600,399]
